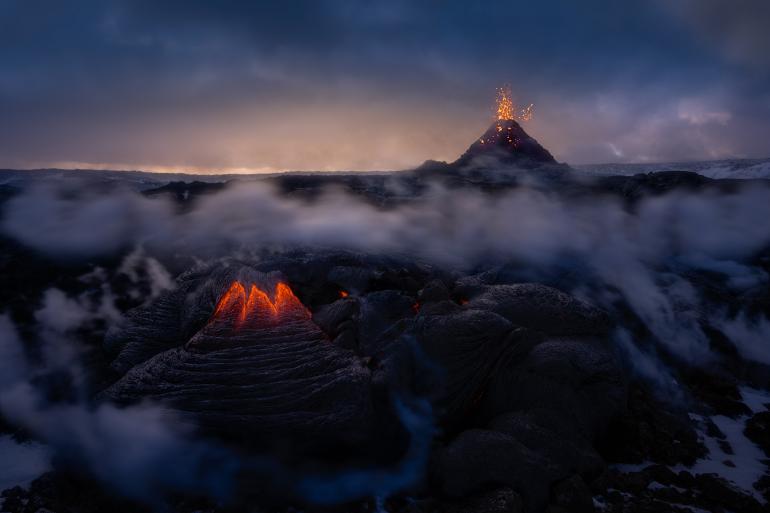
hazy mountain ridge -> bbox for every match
[3,157,770,191]
[577,157,770,179]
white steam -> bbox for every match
[4,179,770,367]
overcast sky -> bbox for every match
[1,0,769,172]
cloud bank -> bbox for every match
[4,179,770,372]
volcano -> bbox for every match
[453,118,557,167]
[436,87,557,170]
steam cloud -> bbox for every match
[4,178,770,370]
[0,305,241,503]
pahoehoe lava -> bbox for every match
[98,250,624,511]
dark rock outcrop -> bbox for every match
[466,283,611,336]
[745,410,770,458]
[433,428,564,512]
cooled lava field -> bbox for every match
[2,123,770,513]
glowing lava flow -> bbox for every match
[211,280,310,327]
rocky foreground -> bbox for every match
[1,160,770,512]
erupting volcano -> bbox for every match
[209,280,311,328]
[453,86,556,167]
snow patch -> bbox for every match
[687,412,766,501]
[740,387,770,414]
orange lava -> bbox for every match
[339,290,349,298]
[496,86,533,122]
[211,280,310,326]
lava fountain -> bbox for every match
[496,85,533,123]
[457,86,555,164]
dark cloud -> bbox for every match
[662,0,770,72]
[0,0,768,169]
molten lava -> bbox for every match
[211,280,310,327]
[496,86,533,123]
[469,86,545,153]
[496,87,514,121]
